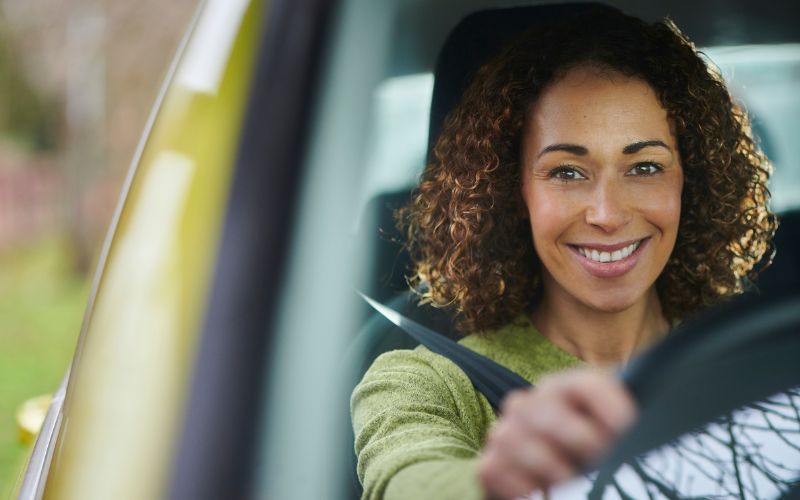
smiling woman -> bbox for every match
[351,5,778,500]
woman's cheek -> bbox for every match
[632,177,683,240]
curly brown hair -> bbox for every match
[402,8,777,333]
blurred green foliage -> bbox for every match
[0,24,60,152]
[0,238,87,497]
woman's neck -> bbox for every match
[530,286,669,367]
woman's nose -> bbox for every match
[584,179,632,232]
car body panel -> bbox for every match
[35,1,262,498]
[17,372,68,500]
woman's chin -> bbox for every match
[578,291,648,315]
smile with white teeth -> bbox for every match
[576,241,641,263]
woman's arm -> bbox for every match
[352,347,495,500]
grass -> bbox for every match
[0,237,89,498]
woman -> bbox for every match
[352,7,776,500]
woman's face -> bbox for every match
[520,65,683,314]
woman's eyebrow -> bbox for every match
[622,140,671,154]
[537,140,672,159]
[537,143,588,159]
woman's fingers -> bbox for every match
[520,398,608,464]
[550,370,638,437]
[478,369,638,499]
[479,432,572,499]
[506,372,634,463]
[478,445,539,500]
[486,415,575,482]
[480,392,578,499]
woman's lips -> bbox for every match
[568,237,650,278]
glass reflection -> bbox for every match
[593,387,800,499]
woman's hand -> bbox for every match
[477,369,637,499]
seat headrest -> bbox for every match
[427,2,619,160]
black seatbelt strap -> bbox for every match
[359,292,532,410]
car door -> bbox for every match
[16,0,321,498]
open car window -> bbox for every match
[14,2,799,499]
[249,2,800,499]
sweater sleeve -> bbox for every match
[351,346,495,500]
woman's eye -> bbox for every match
[549,166,586,181]
[627,162,663,176]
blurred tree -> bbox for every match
[0,22,60,151]
[65,6,106,273]
[0,0,197,273]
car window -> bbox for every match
[356,73,433,220]
[704,44,800,212]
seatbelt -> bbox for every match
[359,292,532,410]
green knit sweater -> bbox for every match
[351,316,583,500]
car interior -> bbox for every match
[341,3,800,498]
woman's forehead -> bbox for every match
[525,66,675,154]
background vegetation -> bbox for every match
[0,240,87,497]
